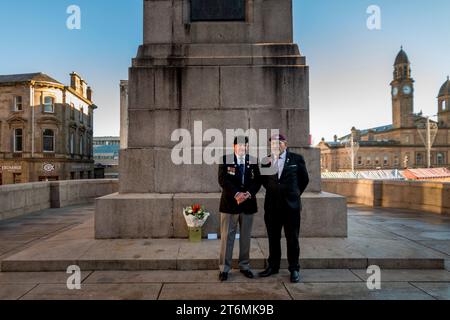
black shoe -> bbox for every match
[258,267,279,278]
[240,269,255,279]
[219,272,228,282]
[290,270,300,283]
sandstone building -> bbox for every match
[319,48,450,172]
[0,72,97,184]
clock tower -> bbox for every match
[391,47,415,128]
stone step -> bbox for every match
[2,257,445,272]
[2,215,447,272]
[1,237,446,272]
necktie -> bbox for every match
[277,155,284,179]
[239,158,245,184]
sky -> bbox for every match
[1,0,449,143]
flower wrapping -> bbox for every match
[183,204,210,228]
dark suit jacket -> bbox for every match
[261,151,309,212]
[218,154,262,214]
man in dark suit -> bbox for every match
[259,134,309,283]
[218,136,262,281]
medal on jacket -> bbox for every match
[227,166,236,176]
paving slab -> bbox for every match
[351,269,450,282]
[79,239,180,270]
[410,282,450,300]
[285,282,435,300]
[418,240,450,255]
[0,271,92,284]
[0,241,27,255]
[1,239,97,272]
[20,283,162,300]
[0,284,36,300]
[158,283,291,300]
[84,269,361,284]
[177,238,265,270]
[347,220,401,240]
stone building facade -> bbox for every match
[319,48,450,172]
[0,72,97,185]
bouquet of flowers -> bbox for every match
[183,204,210,228]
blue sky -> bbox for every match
[1,0,449,143]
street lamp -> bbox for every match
[417,114,439,168]
[344,135,360,173]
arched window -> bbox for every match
[43,129,55,152]
[43,96,55,113]
[443,100,447,111]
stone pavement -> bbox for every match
[0,203,449,300]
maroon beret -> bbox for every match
[270,134,287,142]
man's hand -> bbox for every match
[235,192,251,205]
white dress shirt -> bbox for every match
[277,151,287,179]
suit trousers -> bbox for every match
[219,212,254,273]
[264,205,301,272]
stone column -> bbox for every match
[95,0,347,239]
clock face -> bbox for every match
[392,87,399,96]
[403,85,412,95]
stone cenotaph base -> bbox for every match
[95,0,347,239]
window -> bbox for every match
[87,137,91,156]
[443,100,447,111]
[70,103,75,120]
[43,129,55,152]
[416,153,423,165]
[70,132,75,154]
[14,96,23,111]
[437,153,445,166]
[384,156,389,166]
[79,135,84,155]
[79,107,84,123]
[14,128,23,152]
[366,157,371,165]
[357,157,362,165]
[43,96,54,113]
[394,156,399,166]
[375,157,380,165]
